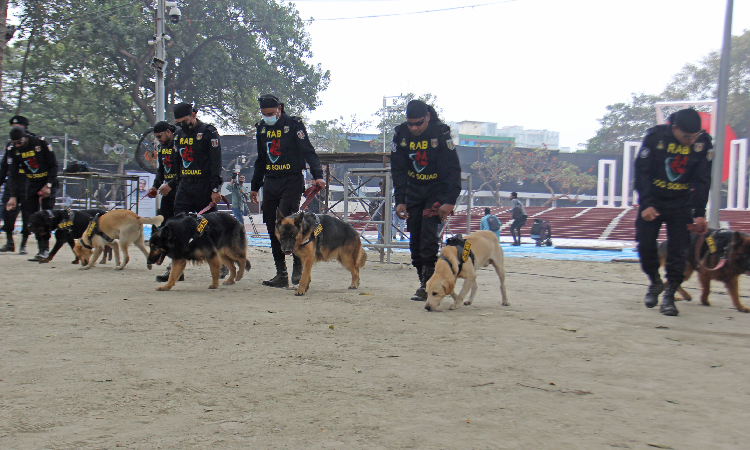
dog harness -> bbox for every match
[47,209,75,230]
[440,235,475,276]
[695,229,731,272]
[80,213,115,250]
[298,213,323,253]
[186,212,211,244]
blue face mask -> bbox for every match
[263,115,278,126]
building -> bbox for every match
[498,125,560,150]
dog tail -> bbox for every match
[357,247,367,268]
[245,259,251,271]
[140,215,164,227]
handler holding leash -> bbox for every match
[0,116,32,254]
[635,108,712,316]
[250,94,326,288]
[147,121,182,282]
[5,125,58,261]
[391,100,462,301]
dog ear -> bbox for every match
[276,208,285,222]
[444,280,455,296]
[294,211,305,226]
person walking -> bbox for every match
[509,192,527,246]
[480,207,501,241]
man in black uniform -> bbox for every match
[391,100,462,301]
[6,125,58,261]
[172,102,223,214]
[635,108,712,316]
[146,120,183,282]
[249,94,326,288]
[0,116,31,253]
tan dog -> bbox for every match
[425,231,509,311]
[73,210,163,270]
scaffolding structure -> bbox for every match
[57,172,142,213]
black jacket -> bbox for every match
[7,135,58,197]
[251,114,324,192]
[173,119,223,192]
[152,139,179,189]
[634,124,713,218]
[390,121,462,206]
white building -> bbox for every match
[498,126,560,150]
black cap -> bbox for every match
[406,100,429,119]
[153,121,175,133]
[9,115,29,127]
[671,108,702,134]
[173,102,194,119]
[9,126,26,140]
[258,94,280,109]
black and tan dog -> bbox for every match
[275,209,366,296]
[147,212,251,291]
[658,229,750,312]
[28,208,111,264]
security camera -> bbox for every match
[168,6,181,24]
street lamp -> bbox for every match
[150,1,181,123]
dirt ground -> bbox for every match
[1,240,750,450]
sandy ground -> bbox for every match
[1,238,750,450]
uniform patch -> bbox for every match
[35,146,41,152]
[313,223,323,237]
[431,139,438,148]
[390,142,397,152]
[447,139,455,150]
[196,217,209,235]
[656,141,664,150]
[284,126,290,134]
[297,130,305,139]
[694,142,703,152]
[211,139,219,148]
[639,147,650,158]
[261,127,266,134]
[707,149,715,161]
[400,138,407,147]
[196,133,203,140]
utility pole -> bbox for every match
[381,95,406,153]
[150,1,181,124]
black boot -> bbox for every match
[0,233,14,252]
[155,264,184,282]
[263,258,289,288]
[410,265,425,301]
[291,255,303,285]
[28,239,50,261]
[643,275,664,309]
[660,282,679,316]
[18,234,28,255]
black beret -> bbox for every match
[153,121,175,133]
[406,100,429,119]
[9,115,29,127]
[258,94,280,109]
[173,102,194,119]
[10,126,26,140]
[671,108,702,134]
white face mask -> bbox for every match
[263,115,278,126]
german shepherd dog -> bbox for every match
[658,229,750,312]
[275,210,366,296]
[28,208,111,264]
[147,212,251,291]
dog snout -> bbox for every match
[424,304,433,311]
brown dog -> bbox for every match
[659,230,750,312]
[73,210,163,270]
[275,210,366,296]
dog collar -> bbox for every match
[298,213,322,249]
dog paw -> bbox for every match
[294,288,307,296]
[501,301,510,306]
[147,264,153,270]
[38,258,50,264]
[156,285,172,291]
[348,285,358,290]
[115,266,125,271]
[449,303,459,310]
[223,279,235,285]
[208,284,218,289]
[462,300,473,306]
[737,306,750,313]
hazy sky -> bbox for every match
[287,0,750,149]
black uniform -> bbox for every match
[634,124,713,285]
[172,119,223,214]
[7,135,58,250]
[0,143,23,235]
[391,121,461,269]
[251,113,324,268]
[152,138,179,220]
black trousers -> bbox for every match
[405,188,442,269]
[636,205,693,284]
[21,188,56,246]
[261,175,304,266]
[158,189,177,221]
[174,179,217,215]
[510,216,527,241]
[1,188,20,234]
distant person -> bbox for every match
[228,173,250,225]
[509,191,527,246]
[530,218,552,246]
[480,207,501,241]
[634,108,712,316]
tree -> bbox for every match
[472,145,597,206]
[370,92,442,152]
[307,115,371,153]
[587,30,750,153]
[2,0,329,170]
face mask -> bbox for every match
[263,115,278,126]
[180,121,194,133]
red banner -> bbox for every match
[697,111,736,182]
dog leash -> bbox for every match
[695,230,727,272]
[197,195,232,215]
[299,184,323,211]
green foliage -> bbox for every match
[307,115,370,153]
[370,92,441,151]
[583,93,661,154]
[2,0,329,170]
